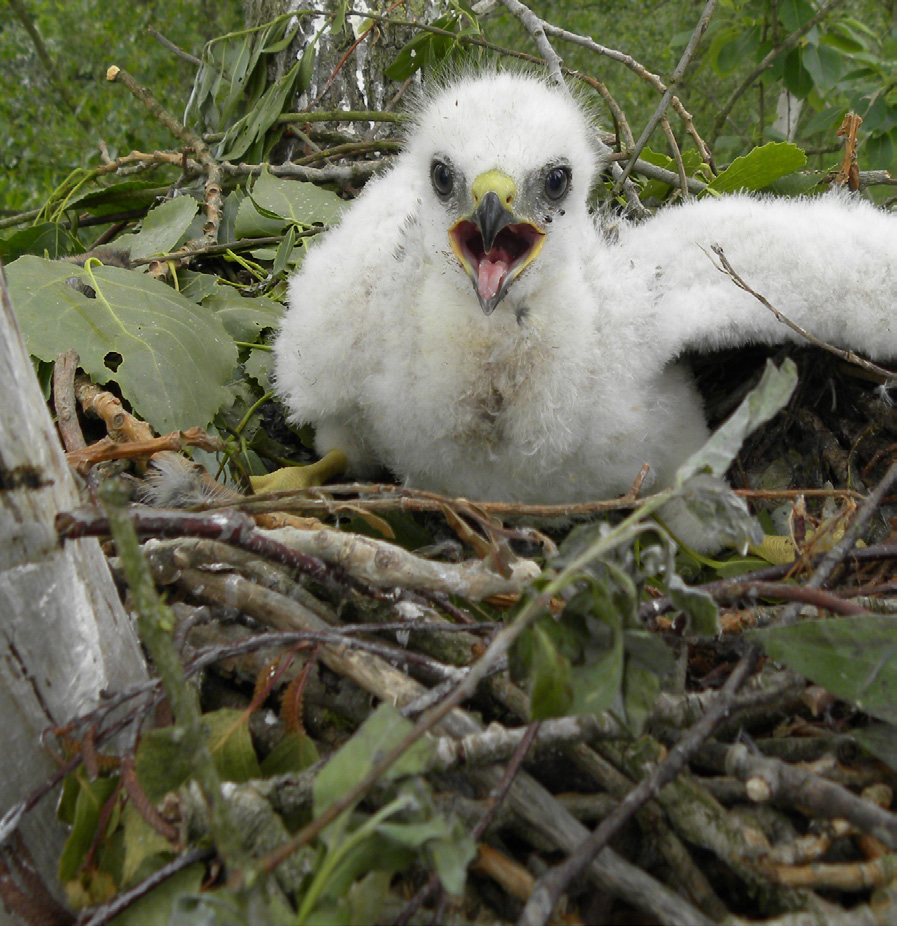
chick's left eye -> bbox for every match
[545,167,569,200]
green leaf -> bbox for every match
[120,802,173,887]
[7,257,237,432]
[313,704,434,817]
[677,359,798,482]
[779,0,815,32]
[783,48,814,99]
[528,622,574,719]
[215,60,300,161]
[0,222,80,262]
[109,864,204,926]
[378,815,476,896]
[801,43,846,94]
[235,167,346,237]
[750,616,897,723]
[58,775,119,884]
[706,143,807,194]
[666,575,719,635]
[136,709,261,804]
[260,732,320,777]
[117,196,199,261]
[853,723,897,772]
[65,180,173,217]
[207,291,283,341]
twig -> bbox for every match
[80,847,213,926]
[105,66,223,245]
[711,580,867,615]
[661,117,691,198]
[777,459,897,626]
[52,350,86,453]
[496,0,566,90]
[65,427,224,466]
[711,245,897,383]
[613,0,718,192]
[542,23,713,163]
[519,649,758,926]
[725,743,897,850]
[55,505,386,601]
[146,24,202,67]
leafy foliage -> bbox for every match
[4,2,897,923]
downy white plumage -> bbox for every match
[273,71,896,543]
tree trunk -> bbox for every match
[0,265,147,916]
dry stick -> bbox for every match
[711,0,850,143]
[105,66,223,245]
[52,350,86,453]
[777,460,897,627]
[55,505,387,601]
[543,24,712,164]
[146,24,203,67]
[724,743,897,850]
[660,116,690,198]
[81,847,214,926]
[497,0,565,90]
[518,649,759,926]
[712,245,897,383]
[613,0,718,192]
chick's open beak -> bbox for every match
[449,171,545,315]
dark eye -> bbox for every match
[431,161,453,197]
[545,166,570,201]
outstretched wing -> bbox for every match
[613,193,897,365]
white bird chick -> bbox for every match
[273,71,897,544]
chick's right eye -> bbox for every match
[431,161,453,196]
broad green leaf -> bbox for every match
[783,48,814,99]
[853,723,897,772]
[120,802,172,887]
[0,222,80,262]
[235,167,346,238]
[706,143,807,194]
[801,43,846,94]
[666,575,719,634]
[677,358,798,482]
[379,815,476,895]
[135,709,261,804]
[58,775,119,884]
[529,622,574,719]
[244,346,275,391]
[117,195,199,261]
[260,731,320,777]
[779,0,815,32]
[7,257,237,432]
[304,872,392,926]
[109,864,204,926]
[65,180,172,217]
[207,291,283,340]
[313,703,434,817]
[749,616,897,723]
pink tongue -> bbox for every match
[477,258,509,301]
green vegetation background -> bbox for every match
[2,0,896,217]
